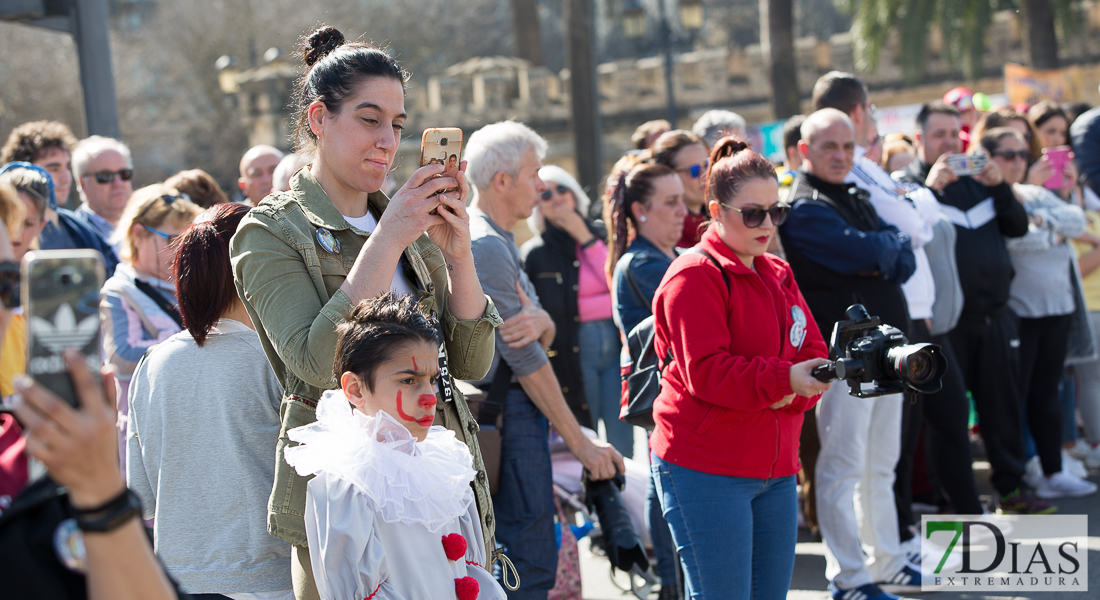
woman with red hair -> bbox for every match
[126,203,292,599]
[649,138,831,599]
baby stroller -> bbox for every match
[550,429,660,599]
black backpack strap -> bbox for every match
[133,278,183,329]
[683,247,731,292]
[621,253,652,316]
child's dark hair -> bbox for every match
[334,293,442,391]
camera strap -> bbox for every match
[133,278,183,329]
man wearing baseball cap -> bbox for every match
[943,87,979,147]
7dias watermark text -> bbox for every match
[921,515,1088,592]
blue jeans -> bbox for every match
[648,459,679,586]
[652,453,797,600]
[493,388,556,600]
[579,319,633,458]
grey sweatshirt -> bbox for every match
[126,320,291,595]
[1007,184,1087,318]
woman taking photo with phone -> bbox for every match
[981,128,1096,500]
[649,138,830,599]
[230,26,501,600]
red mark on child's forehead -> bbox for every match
[412,357,418,372]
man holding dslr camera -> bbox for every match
[779,108,918,600]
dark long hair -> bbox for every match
[292,25,408,152]
[172,203,250,346]
[604,162,676,277]
[334,292,442,391]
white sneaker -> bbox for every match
[1062,451,1089,479]
[1066,439,1092,461]
[1085,443,1100,470]
[1023,455,1043,489]
[1035,470,1099,499]
[900,536,921,567]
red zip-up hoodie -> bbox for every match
[650,227,828,479]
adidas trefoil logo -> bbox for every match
[30,303,99,353]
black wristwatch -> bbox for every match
[72,488,143,533]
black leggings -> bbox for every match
[895,321,983,541]
[1018,314,1073,477]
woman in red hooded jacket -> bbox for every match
[650,138,831,599]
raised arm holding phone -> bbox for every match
[230,25,502,600]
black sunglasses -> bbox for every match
[992,150,1029,162]
[87,169,134,184]
[719,203,790,228]
[540,184,570,201]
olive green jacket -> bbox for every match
[230,169,502,554]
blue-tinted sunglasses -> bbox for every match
[678,161,708,179]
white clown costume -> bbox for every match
[285,389,506,600]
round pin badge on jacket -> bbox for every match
[316,228,341,255]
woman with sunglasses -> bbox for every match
[649,137,830,599]
[981,128,1097,499]
[646,130,710,248]
[520,166,633,457]
[230,27,500,599]
[101,184,200,467]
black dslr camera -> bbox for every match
[583,471,649,574]
[811,304,947,398]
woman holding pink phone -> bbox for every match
[1029,102,1080,200]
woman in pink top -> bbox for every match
[520,166,633,457]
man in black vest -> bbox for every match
[779,108,919,600]
[894,102,1053,516]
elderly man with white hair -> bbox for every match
[691,109,747,148]
[73,135,134,254]
[238,144,284,205]
[464,120,624,600]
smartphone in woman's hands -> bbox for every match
[420,128,463,214]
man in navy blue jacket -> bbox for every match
[781,108,918,600]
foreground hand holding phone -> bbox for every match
[11,351,179,600]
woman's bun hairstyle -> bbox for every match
[709,137,752,164]
[301,25,346,68]
[704,135,778,208]
[291,25,407,153]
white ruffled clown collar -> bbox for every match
[284,389,476,532]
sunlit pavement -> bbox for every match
[577,431,1100,600]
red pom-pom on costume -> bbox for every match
[441,533,468,562]
[455,576,479,600]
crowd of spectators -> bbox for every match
[0,23,1098,600]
